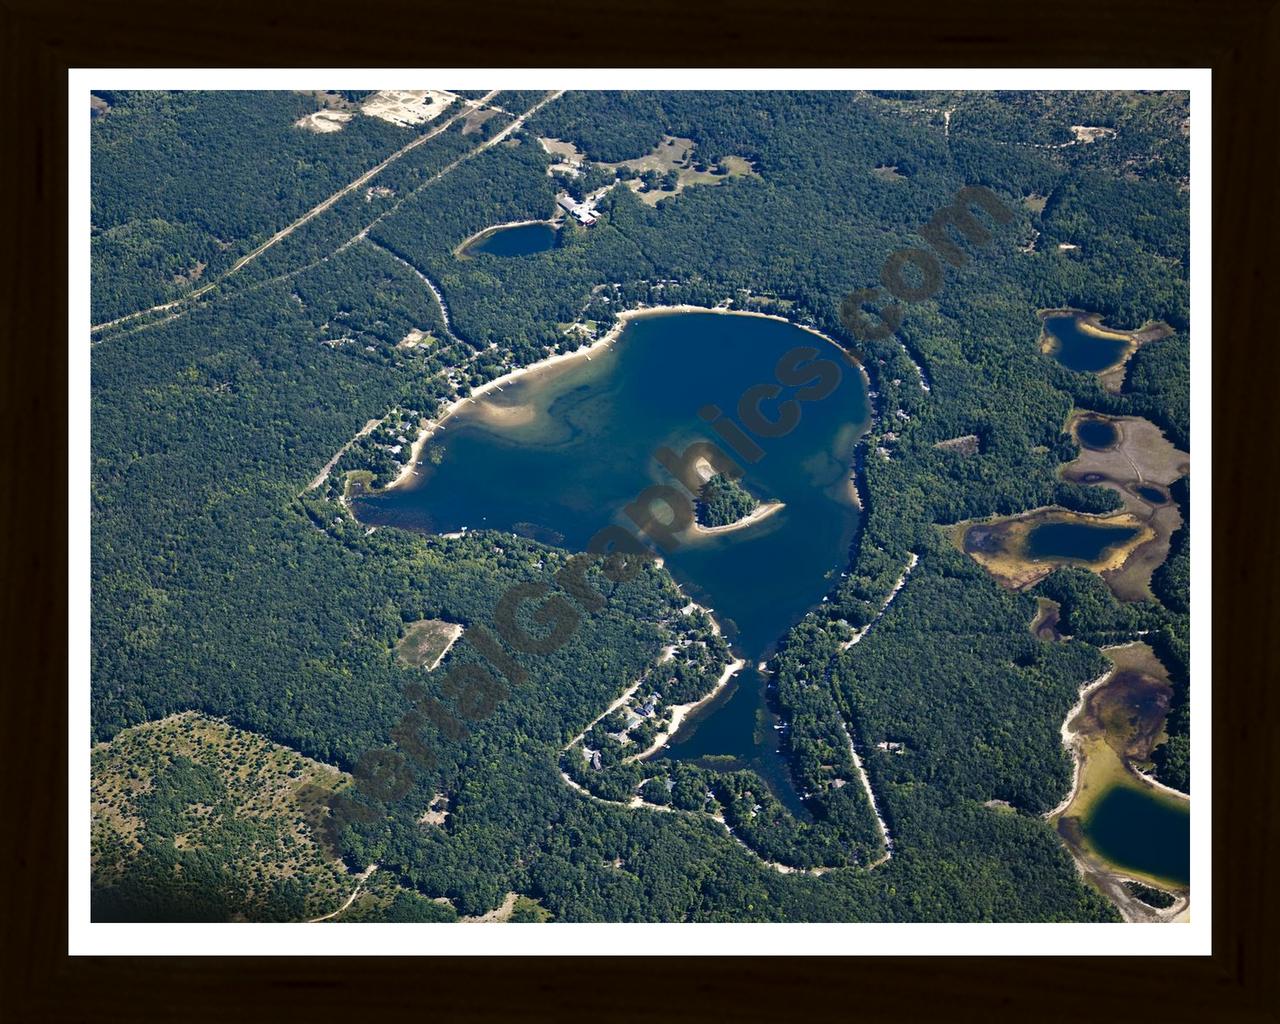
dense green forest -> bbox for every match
[90,89,1191,922]
[696,474,758,527]
[90,91,429,323]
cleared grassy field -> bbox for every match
[395,617,464,671]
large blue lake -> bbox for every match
[354,311,871,809]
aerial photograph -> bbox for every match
[87,85,1194,929]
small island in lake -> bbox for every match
[697,473,758,527]
[692,474,785,535]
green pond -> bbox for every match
[353,311,870,812]
[1026,521,1139,562]
[1043,313,1130,373]
[466,222,558,257]
[1081,784,1190,887]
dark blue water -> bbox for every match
[353,312,869,808]
[1026,521,1139,562]
[1076,417,1118,450]
[1044,314,1130,373]
[466,222,558,257]
[1137,486,1166,505]
[1082,785,1189,886]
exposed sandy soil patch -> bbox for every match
[398,328,433,349]
[1070,125,1118,144]
[1030,596,1064,641]
[871,164,907,182]
[396,618,464,671]
[1062,412,1189,600]
[295,109,353,133]
[461,891,519,923]
[1049,644,1189,918]
[418,792,450,827]
[952,508,1155,591]
[538,137,587,162]
[361,90,458,127]
[933,434,980,456]
[462,107,500,134]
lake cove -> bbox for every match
[1082,786,1189,887]
[462,221,558,257]
[353,310,870,808]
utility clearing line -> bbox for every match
[91,90,502,335]
[92,91,563,347]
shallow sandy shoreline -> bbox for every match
[1046,643,1192,918]
[384,303,865,494]
[384,329,621,490]
[686,500,784,538]
[453,218,560,257]
[1045,665,1116,821]
[629,655,747,761]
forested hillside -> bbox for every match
[90,89,1189,921]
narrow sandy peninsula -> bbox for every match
[686,500,785,537]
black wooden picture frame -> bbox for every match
[3,0,1276,1018]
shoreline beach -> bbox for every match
[686,500,784,538]
[382,303,866,494]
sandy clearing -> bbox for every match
[424,623,464,671]
[460,891,519,923]
[295,109,353,133]
[361,90,458,127]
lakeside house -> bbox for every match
[556,192,600,225]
